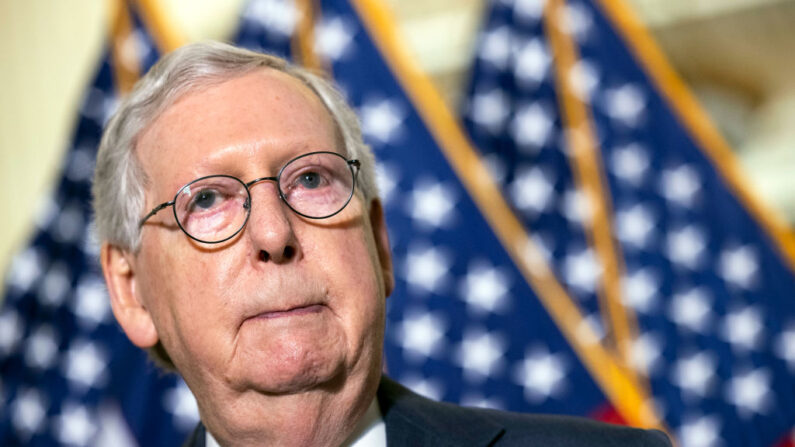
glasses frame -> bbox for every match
[138,151,361,244]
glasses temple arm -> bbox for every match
[139,201,174,227]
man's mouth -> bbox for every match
[252,304,325,320]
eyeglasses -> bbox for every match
[139,151,361,244]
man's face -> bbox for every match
[112,70,392,406]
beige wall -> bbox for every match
[0,1,107,275]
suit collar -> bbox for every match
[183,375,506,447]
[377,376,505,447]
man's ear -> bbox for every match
[100,243,159,348]
[369,198,394,297]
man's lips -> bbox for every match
[250,304,325,320]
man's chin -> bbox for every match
[225,346,347,395]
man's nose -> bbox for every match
[246,181,299,264]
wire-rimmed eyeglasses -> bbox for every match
[139,151,361,244]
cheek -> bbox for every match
[317,225,385,337]
[137,244,240,364]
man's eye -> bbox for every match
[193,190,219,209]
[297,172,322,189]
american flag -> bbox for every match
[461,0,795,445]
[2,0,793,446]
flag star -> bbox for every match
[478,25,512,69]
[375,162,400,205]
[660,164,701,207]
[668,287,712,333]
[672,352,717,399]
[38,261,71,307]
[603,84,646,127]
[577,313,606,345]
[455,328,507,382]
[470,88,510,134]
[460,394,504,410]
[774,325,795,370]
[35,196,60,229]
[513,0,545,22]
[621,268,658,313]
[725,368,772,417]
[407,180,457,230]
[557,3,593,42]
[80,86,118,125]
[666,225,706,269]
[400,374,444,401]
[678,415,722,447]
[510,102,554,152]
[62,340,108,390]
[315,16,355,61]
[82,226,102,258]
[513,346,568,403]
[509,166,554,214]
[25,324,59,370]
[164,380,200,430]
[0,310,23,355]
[563,248,601,293]
[54,403,97,446]
[244,0,298,37]
[610,143,649,185]
[630,332,663,376]
[395,310,447,361]
[719,245,758,289]
[11,388,47,437]
[359,98,404,145]
[6,246,45,292]
[615,204,655,249]
[567,59,599,101]
[52,202,85,244]
[513,37,550,86]
[403,245,452,295]
[561,188,591,224]
[73,275,111,327]
[459,262,511,314]
[720,306,764,351]
[65,146,96,182]
[482,153,508,185]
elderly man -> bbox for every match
[93,42,670,446]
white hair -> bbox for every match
[92,41,378,252]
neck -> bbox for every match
[198,373,381,447]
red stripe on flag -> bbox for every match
[590,403,627,426]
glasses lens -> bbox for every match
[174,176,250,243]
[279,152,356,218]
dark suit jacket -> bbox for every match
[184,375,672,446]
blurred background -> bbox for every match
[1,0,794,276]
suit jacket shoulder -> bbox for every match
[377,375,671,447]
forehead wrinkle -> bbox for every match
[136,69,342,205]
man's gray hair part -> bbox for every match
[92,41,378,253]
